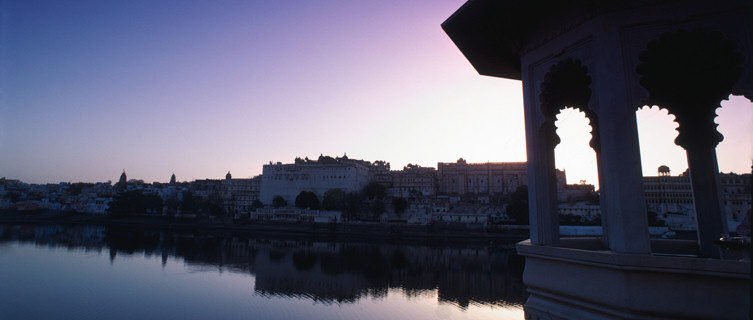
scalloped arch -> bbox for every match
[539,59,599,151]
[636,29,743,149]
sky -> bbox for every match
[1,0,751,185]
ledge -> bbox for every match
[517,238,750,319]
[517,238,749,278]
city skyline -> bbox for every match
[2,0,752,185]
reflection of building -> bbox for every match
[260,155,371,205]
[5,225,528,309]
[249,241,525,307]
[392,164,436,198]
[252,246,370,302]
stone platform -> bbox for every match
[517,238,750,320]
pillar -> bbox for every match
[592,29,651,254]
[522,75,560,246]
[685,145,727,258]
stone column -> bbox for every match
[668,98,728,259]
[685,145,726,258]
[592,30,651,254]
[633,28,744,258]
[595,153,609,249]
[522,74,559,246]
[594,105,651,254]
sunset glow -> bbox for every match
[2,0,750,184]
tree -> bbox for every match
[272,195,288,208]
[5,191,21,203]
[107,190,163,217]
[364,181,387,199]
[165,196,180,214]
[142,193,164,214]
[584,191,600,205]
[343,192,363,221]
[392,197,408,216]
[252,199,264,210]
[179,191,197,213]
[370,200,386,218]
[647,210,666,226]
[69,182,93,196]
[197,193,224,216]
[322,188,346,211]
[295,191,319,210]
[505,185,529,225]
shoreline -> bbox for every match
[0,211,531,244]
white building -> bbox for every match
[221,173,261,213]
[391,164,436,198]
[557,201,600,221]
[259,155,371,205]
[436,159,565,195]
[720,172,751,228]
[643,169,695,216]
[642,168,751,230]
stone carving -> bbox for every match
[637,29,743,149]
[539,59,600,151]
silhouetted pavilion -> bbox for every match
[443,0,751,318]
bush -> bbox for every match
[322,189,346,211]
[392,197,408,216]
[295,191,319,210]
[107,190,163,217]
[272,196,288,208]
[364,182,387,199]
[505,185,529,225]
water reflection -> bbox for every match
[0,224,526,310]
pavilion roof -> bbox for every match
[441,0,651,79]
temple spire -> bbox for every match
[117,170,127,187]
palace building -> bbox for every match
[259,155,371,205]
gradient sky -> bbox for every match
[2,0,751,185]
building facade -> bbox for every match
[437,159,563,195]
[391,164,436,198]
[643,174,695,215]
[221,173,261,213]
[643,168,751,227]
[720,172,752,224]
[259,155,371,205]
[369,160,392,188]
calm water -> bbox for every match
[0,225,526,320]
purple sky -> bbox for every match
[2,0,751,185]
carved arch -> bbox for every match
[539,58,600,152]
[636,29,743,149]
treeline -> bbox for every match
[272,182,409,221]
[108,190,223,217]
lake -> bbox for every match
[0,224,526,320]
